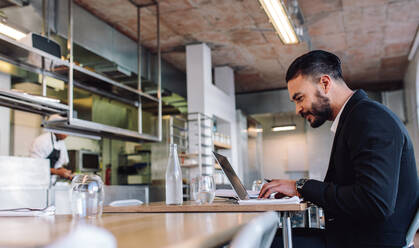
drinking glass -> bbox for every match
[196,175,215,204]
[70,174,104,218]
[252,180,263,192]
[190,176,199,201]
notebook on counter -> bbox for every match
[213,152,302,205]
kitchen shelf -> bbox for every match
[0,90,68,116]
[172,125,187,132]
[179,153,198,158]
[42,117,160,142]
[54,64,158,102]
[179,153,213,158]
[214,141,231,150]
[180,163,199,168]
[0,33,68,72]
[0,26,162,142]
[180,163,214,168]
[0,26,158,104]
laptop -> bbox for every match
[213,152,302,205]
[213,151,259,200]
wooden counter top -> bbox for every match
[104,199,307,213]
[0,200,306,247]
[0,212,260,248]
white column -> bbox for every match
[186,44,213,176]
[0,72,10,156]
[186,43,240,178]
[212,66,239,178]
[214,66,235,96]
[186,43,212,114]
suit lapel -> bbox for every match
[324,90,368,182]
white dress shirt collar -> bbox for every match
[331,94,353,134]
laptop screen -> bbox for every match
[213,152,249,200]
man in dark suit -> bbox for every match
[259,50,418,248]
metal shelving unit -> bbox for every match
[0,0,162,143]
[0,89,68,116]
[118,151,151,185]
[168,113,215,200]
[187,113,214,175]
[169,115,188,153]
[168,115,191,200]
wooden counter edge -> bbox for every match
[104,202,307,213]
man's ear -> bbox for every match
[319,75,332,94]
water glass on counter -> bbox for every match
[192,175,215,204]
[252,180,263,192]
[70,174,104,218]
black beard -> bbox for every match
[301,91,332,128]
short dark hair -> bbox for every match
[285,50,344,83]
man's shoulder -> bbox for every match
[33,132,51,143]
[350,98,398,121]
[30,132,52,155]
[346,98,404,133]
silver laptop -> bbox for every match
[213,152,257,200]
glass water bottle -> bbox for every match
[165,144,183,205]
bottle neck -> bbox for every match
[169,144,177,154]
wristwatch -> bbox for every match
[296,178,309,194]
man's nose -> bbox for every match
[296,105,302,115]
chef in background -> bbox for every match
[30,114,73,181]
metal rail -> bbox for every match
[129,0,162,141]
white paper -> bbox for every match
[237,196,301,205]
[109,199,143,207]
[0,206,55,216]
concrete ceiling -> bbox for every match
[74,0,419,93]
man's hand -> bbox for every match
[258,179,299,199]
[54,168,74,180]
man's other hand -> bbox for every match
[55,168,74,180]
[258,179,299,198]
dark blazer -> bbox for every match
[300,90,419,248]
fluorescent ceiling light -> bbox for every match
[272,125,296,132]
[259,0,299,44]
[248,127,263,133]
[0,23,26,40]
